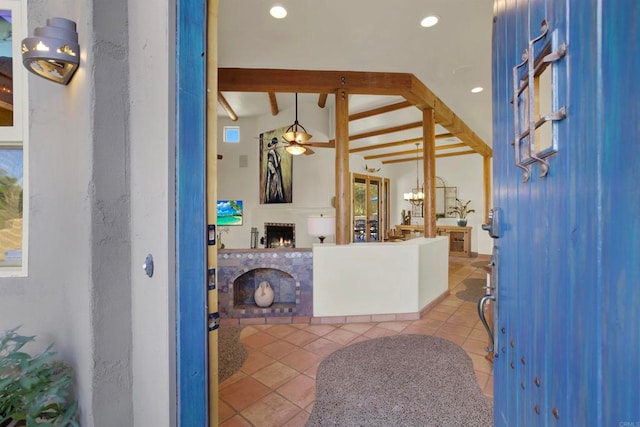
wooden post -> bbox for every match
[422,108,436,237]
[483,154,492,223]
[335,89,351,244]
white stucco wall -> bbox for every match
[218,114,493,255]
[0,1,98,425]
[0,1,175,426]
[312,237,449,316]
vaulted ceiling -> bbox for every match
[216,0,494,162]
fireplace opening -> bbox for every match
[264,222,295,248]
[233,268,296,311]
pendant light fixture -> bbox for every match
[403,142,424,206]
[283,93,312,155]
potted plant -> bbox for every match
[448,198,475,226]
[0,327,78,427]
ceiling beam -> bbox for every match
[435,150,477,158]
[318,93,328,108]
[436,142,467,151]
[349,133,454,154]
[350,137,422,153]
[366,148,422,159]
[217,92,238,121]
[402,75,492,157]
[218,68,492,156]
[349,101,412,121]
[219,67,414,95]
[381,150,476,164]
[364,143,466,160]
[268,92,279,115]
[350,121,422,141]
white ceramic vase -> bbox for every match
[254,281,275,307]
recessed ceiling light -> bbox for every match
[471,87,484,93]
[420,15,439,28]
[270,6,287,19]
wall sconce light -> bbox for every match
[21,17,80,85]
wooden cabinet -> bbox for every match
[394,224,472,257]
[436,226,472,257]
[395,224,424,239]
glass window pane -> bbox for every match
[0,148,23,267]
[368,179,379,241]
[224,126,239,143]
[353,177,366,242]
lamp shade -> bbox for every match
[21,17,80,85]
[307,215,335,239]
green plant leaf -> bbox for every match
[0,327,77,427]
[6,351,31,361]
[60,400,78,425]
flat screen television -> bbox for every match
[217,200,243,226]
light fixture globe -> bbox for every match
[21,17,80,85]
[285,142,307,155]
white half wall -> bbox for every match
[312,237,449,317]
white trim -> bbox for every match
[0,0,27,277]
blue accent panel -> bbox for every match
[176,0,208,425]
[493,0,639,425]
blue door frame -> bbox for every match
[492,0,640,424]
[176,0,208,424]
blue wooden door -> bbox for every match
[176,0,209,424]
[492,0,640,424]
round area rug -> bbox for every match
[306,334,493,427]
[471,260,492,270]
[455,277,488,303]
[218,325,247,383]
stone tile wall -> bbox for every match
[218,248,313,319]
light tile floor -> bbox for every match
[219,256,494,427]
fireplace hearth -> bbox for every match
[233,268,296,309]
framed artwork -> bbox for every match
[216,200,243,226]
[259,127,292,204]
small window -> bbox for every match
[223,126,240,143]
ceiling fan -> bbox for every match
[265,136,316,155]
[258,92,336,156]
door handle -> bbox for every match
[482,207,500,238]
[478,293,496,354]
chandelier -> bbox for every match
[403,143,424,206]
[283,93,312,155]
